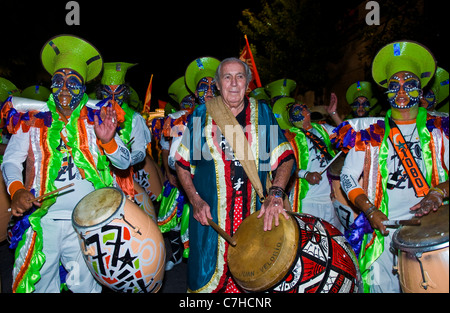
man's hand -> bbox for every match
[367,209,389,236]
[410,188,445,217]
[94,106,118,144]
[305,171,322,185]
[10,189,41,217]
[257,195,289,231]
[192,195,212,226]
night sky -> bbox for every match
[1,0,253,105]
[1,1,448,109]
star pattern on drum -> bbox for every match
[304,223,323,244]
[73,188,165,293]
[118,249,138,271]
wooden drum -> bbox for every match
[72,187,165,293]
[134,154,163,202]
[133,181,157,222]
[392,204,449,293]
[0,169,11,244]
[228,211,361,293]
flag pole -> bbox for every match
[142,74,153,115]
[244,35,262,88]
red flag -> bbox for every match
[158,100,167,109]
[239,35,262,92]
[142,74,153,114]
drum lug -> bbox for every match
[78,233,95,256]
[392,251,398,275]
[121,214,142,236]
[131,227,142,237]
[415,252,429,290]
[83,245,96,256]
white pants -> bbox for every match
[365,233,401,293]
[34,218,102,293]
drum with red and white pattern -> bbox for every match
[228,211,361,293]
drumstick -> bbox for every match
[382,219,421,227]
[207,218,237,247]
[320,151,343,175]
[28,183,75,203]
[126,137,135,149]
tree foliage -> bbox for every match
[238,0,345,93]
[358,0,425,65]
[237,0,441,97]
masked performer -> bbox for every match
[185,56,221,105]
[421,67,449,113]
[0,77,20,293]
[273,95,343,231]
[158,58,220,271]
[345,81,382,118]
[158,76,196,270]
[96,63,156,217]
[1,35,131,293]
[97,62,150,166]
[334,41,448,293]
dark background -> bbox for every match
[1,1,448,110]
[1,1,254,105]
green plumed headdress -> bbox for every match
[185,57,220,93]
[248,87,269,101]
[272,96,296,130]
[345,81,378,106]
[372,41,436,88]
[265,79,296,99]
[41,34,103,83]
[101,62,136,85]
[0,77,20,102]
[168,76,191,104]
[429,67,449,105]
[20,85,51,101]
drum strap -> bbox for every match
[300,128,333,161]
[205,96,266,202]
[206,97,292,211]
[388,118,429,197]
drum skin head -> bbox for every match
[227,211,299,292]
[73,187,124,228]
[72,187,166,293]
[393,204,449,253]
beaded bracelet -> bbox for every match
[298,170,309,179]
[429,186,447,198]
[269,186,287,200]
[364,205,378,218]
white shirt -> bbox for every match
[302,124,335,204]
[129,112,151,166]
[341,122,449,220]
[2,127,131,220]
